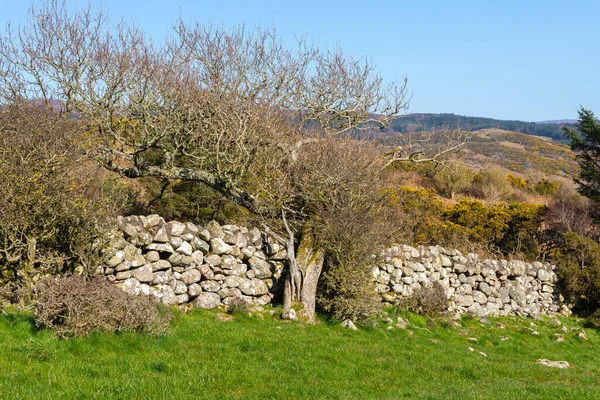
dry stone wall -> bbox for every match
[101,216,568,317]
[375,245,569,317]
[101,215,287,309]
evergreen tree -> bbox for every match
[564,108,600,203]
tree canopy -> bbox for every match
[564,108,600,204]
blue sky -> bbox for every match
[1,0,598,121]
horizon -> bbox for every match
[0,0,597,122]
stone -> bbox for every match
[180,269,202,285]
[206,220,224,239]
[170,236,183,249]
[247,227,262,246]
[341,319,358,331]
[152,271,171,285]
[168,252,183,266]
[131,265,153,283]
[151,260,172,272]
[205,254,222,266]
[176,241,193,256]
[535,359,570,369]
[176,293,189,304]
[194,292,221,309]
[188,283,202,298]
[166,221,186,237]
[160,285,178,305]
[224,275,244,288]
[115,270,132,280]
[146,243,174,253]
[238,278,269,296]
[193,237,210,254]
[144,251,160,263]
[248,256,274,279]
[106,251,125,267]
[114,261,131,272]
[200,280,221,292]
[210,238,233,255]
[121,278,141,296]
[191,250,204,266]
[173,280,187,295]
[146,214,163,227]
[537,269,551,282]
[153,226,169,243]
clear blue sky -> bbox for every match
[1,0,598,121]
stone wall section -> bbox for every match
[102,215,287,309]
[375,245,569,317]
[102,216,568,317]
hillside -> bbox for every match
[389,113,575,142]
[464,129,578,177]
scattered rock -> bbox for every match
[342,319,358,331]
[535,359,571,369]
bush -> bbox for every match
[0,105,122,296]
[34,276,171,337]
[401,282,448,316]
[555,232,600,317]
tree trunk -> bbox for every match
[282,225,324,324]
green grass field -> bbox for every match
[0,308,598,399]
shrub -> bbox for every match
[0,105,122,297]
[555,232,600,316]
[34,276,171,337]
[401,282,448,316]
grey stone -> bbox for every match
[205,255,222,266]
[194,292,221,309]
[146,214,163,227]
[170,236,183,249]
[200,280,221,292]
[248,256,274,279]
[238,278,269,296]
[206,220,224,239]
[191,250,204,266]
[193,237,210,254]
[114,261,131,272]
[146,243,174,253]
[198,229,211,242]
[120,278,141,296]
[151,259,172,272]
[167,221,186,237]
[131,265,153,283]
[176,293,189,304]
[176,241,193,256]
[224,275,244,288]
[174,280,187,295]
[247,227,262,246]
[152,271,171,285]
[341,319,357,331]
[115,270,132,280]
[160,285,178,305]
[537,269,551,282]
[188,283,202,298]
[106,251,125,268]
[210,238,233,255]
[180,269,202,285]
[144,251,160,263]
[473,290,488,305]
[168,252,183,266]
[153,225,169,243]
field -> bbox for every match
[1,308,599,399]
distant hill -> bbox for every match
[537,119,578,125]
[389,113,575,142]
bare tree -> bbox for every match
[0,1,409,322]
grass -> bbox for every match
[0,308,599,399]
